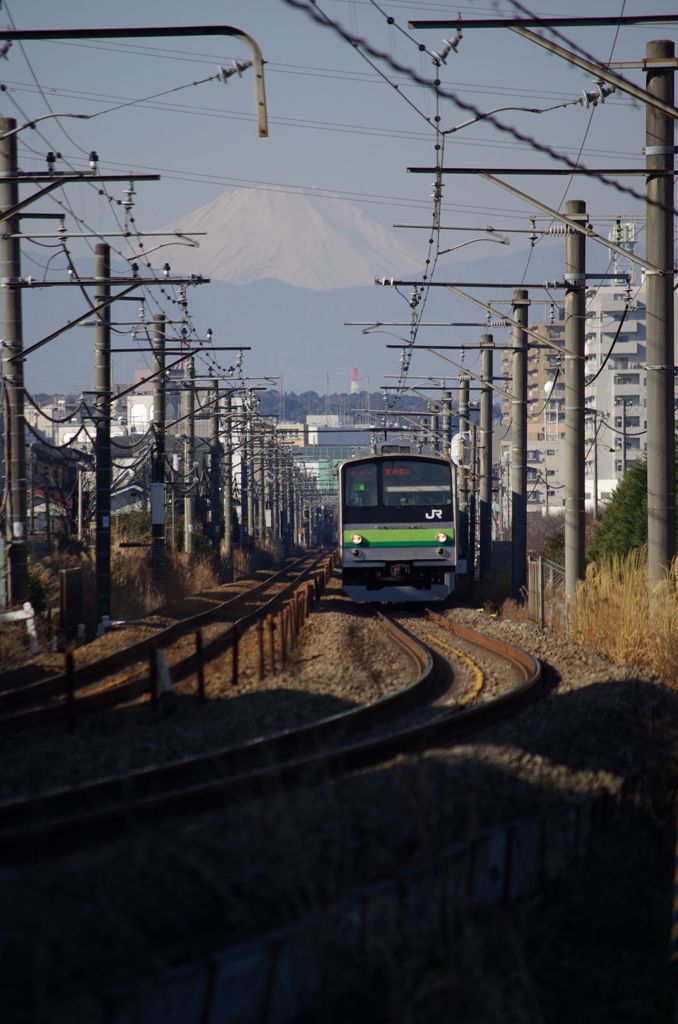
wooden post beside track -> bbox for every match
[256,619,265,680]
[231,625,240,687]
[65,650,75,733]
[279,608,287,667]
[149,645,159,708]
[268,614,276,674]
[195,629,205,702]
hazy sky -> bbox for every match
[3,1,675,392]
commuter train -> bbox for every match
[338,447,459,602]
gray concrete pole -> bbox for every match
[182,355,195,557]
[442,390,452,456]
[564,200,587,603]
[0,117,27,603]
[222,391,233,567]
[151,314,166,562]
[77,464,83,541]
[469,423,477,593]
[511,289,529,600]
[287,457,296,545]
[239,412,248,546]
[273,443,281,542]
[95,244,111,626]
[458,375,470,554]
[479,333,494,581]
[210,380,221,549]
[645,39,675,589]
[457,377,470,596]
[246,417,255,546]
[592,416,599,519]
[258,434,267,542]
[430,404,440,454]
[265,446,274,541]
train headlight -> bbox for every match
[437,547,446,556]
[352,548,361,558]
[351,533,363,545]
[435,532,448,543]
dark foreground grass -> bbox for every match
[2,756,675,1024]
[312,812,674,1024]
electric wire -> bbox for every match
[280,0,678,215]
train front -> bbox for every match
[339,453,456,602]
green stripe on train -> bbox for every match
[343,528,454,547]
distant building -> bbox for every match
[497,223,676,517]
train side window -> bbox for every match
[345,464,378,506]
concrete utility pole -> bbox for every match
[591,414,599,520]
[511,289,528,600]
[95,243,111,626]
[258,433,266,543]
[469,423,477,593]
[458,374,470,573]
[286,454,296,545]
[0,117,27,604]
[479,334,494,581]
[235,406,247,548]
[429,403,440,453]
[151,313,166,563]
[246,413,255,546]
[182,354,195,557]
[564,200,587,603]
[210,380,222,550]
[645,39,675,590]
[442,390,452,454]
[273,442,281,542]
[222,391,233,568]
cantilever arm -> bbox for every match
[0,24,269,137]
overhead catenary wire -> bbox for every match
[281,0,678,215]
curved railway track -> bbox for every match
[0,605,543,861]
[0,552,332,731]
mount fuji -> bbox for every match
[159,187,422,290]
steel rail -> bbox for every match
[0,612,435,854]
[0,613,544,860]
[0,553,327,724]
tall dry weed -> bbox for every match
[569,548,678,686]
[111,547,219,619]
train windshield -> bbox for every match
[345,462,378,507]
[382,459,452,507]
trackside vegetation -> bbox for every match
[537,448,678,687]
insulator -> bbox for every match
[547,225,568,236]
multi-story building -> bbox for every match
[499,313,567,516]
[583,274,647,506]
[498,224,663,518]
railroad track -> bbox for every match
[0,551,332,731]
[0,607,543,861]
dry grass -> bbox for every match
[111,547,219,619]
[1,542,221,652]
[568,549,678,687]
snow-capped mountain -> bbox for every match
[159,187,422,290]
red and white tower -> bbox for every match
[350,367,359,395]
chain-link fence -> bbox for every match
[528,555,567,634]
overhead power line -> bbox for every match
[281,0,673,211]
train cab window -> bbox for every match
[382,460,452,507]
[345,463,378,506]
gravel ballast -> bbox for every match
[4,578,678,1023]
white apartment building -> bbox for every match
[498,223,676,517]
[583,274,648,506]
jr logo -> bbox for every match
[425,509,443,520]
